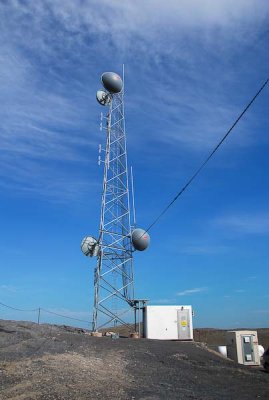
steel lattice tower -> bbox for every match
[81,71,150,333]
[93,79,134,331]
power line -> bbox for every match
[0,301,38,312]
[41,308,90,324]
[0,301,90,325]
[145,77,269,233]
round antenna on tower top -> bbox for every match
[131,228,150,251]
[101,72,123,93]
[96,90,111,106]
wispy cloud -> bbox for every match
[254,310,269,314]
[214,213,269,235]
[179,245,228,255]
[0,285,18,293]
[0,9,99,201]
[151,298,174,304]
[0,47,98,201]
[246,276,257,281]
[176,287,207,296]
[1,1,268,202]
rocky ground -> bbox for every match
[0,319,269,400]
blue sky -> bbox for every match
[1,0,269,329]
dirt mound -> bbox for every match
[0,320,269,399]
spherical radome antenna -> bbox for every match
[96,90,111,106]
[131,228,150,251]
[101,72,123,94]
[81,236,99,257]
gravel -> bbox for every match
[0,320,268,399]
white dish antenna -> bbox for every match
[96,90,111,106]
[81,236,100,257]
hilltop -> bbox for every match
[0,319,269,399]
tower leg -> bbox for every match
[92,259,101,331]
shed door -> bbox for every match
[177,310,190,340]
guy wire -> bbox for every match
[145,77,269,234]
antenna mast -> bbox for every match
[81,71,150,332]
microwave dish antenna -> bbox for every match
[101,72,123,93]
[96,90,111,106]
[81,236,99,257]
[131,228,150,251]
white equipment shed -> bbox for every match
[144,305,193,340]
